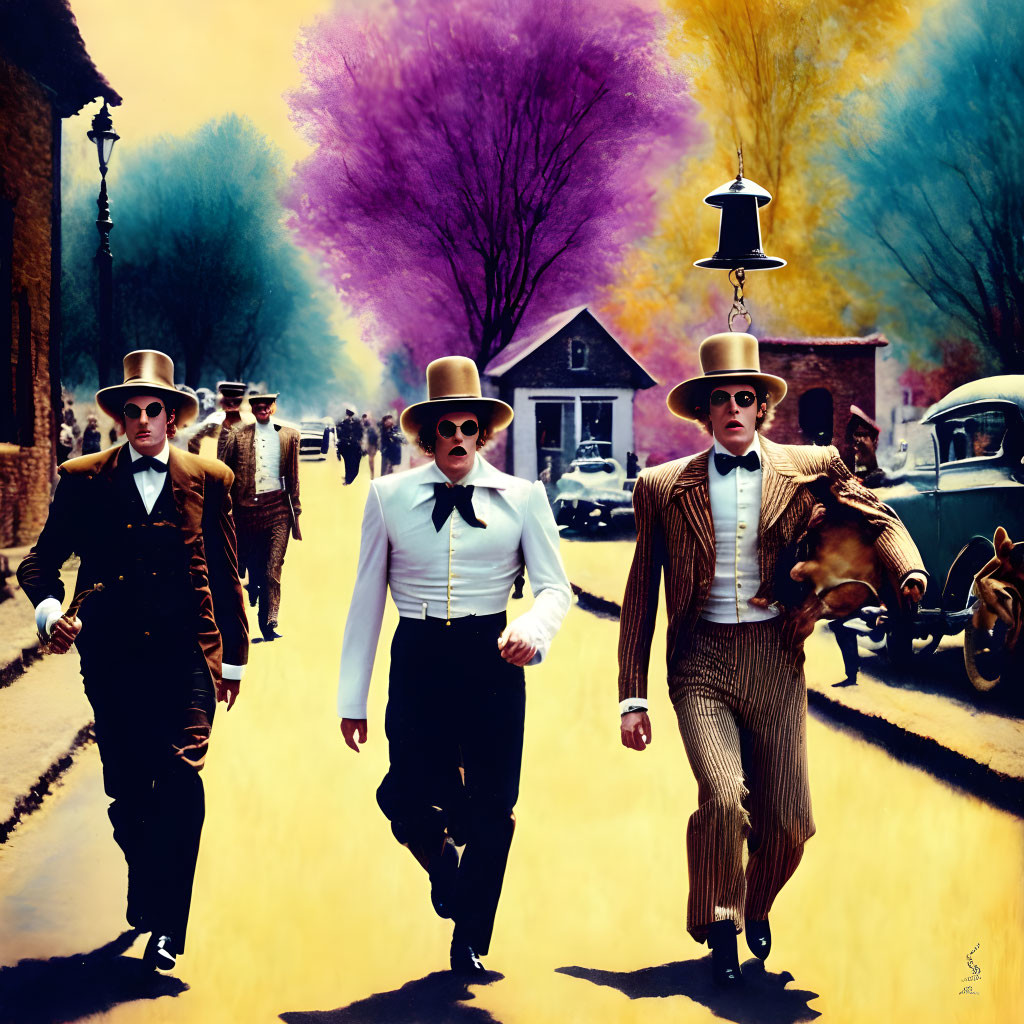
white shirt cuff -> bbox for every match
[34,597,64,637]
[222,663,244,681]
[619,698,649,715]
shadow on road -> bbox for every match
[0,929,187,1024]
[859,644,1024,718]
[279,969,505,1024]
[557,958,820,1023]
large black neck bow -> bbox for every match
[714,450,760,475]
[432,483,487,531]
[131,455,168,474]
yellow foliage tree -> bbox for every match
[604,0,939,356]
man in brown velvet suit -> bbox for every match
[17,350,249,973]
[617,332,926,986]
[222,391,301,642]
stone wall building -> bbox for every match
[0,0,119,546]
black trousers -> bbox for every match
[376,614,526,955]
[340,446,362,484]
[83,647,214,953]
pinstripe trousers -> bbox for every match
[671,617,815,941]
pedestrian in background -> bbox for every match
[336,406,364,484]
[379,412,406,475]
[362,412,379,479]
[222,391,301,643]
[187,380,247,462]
[82,414,102,455]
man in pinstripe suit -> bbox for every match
[617,332,926,986]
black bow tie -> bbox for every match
[714,450,760,475]
[432,483,486,531]
[131,455,168,474]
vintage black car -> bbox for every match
[864,375,1024,689]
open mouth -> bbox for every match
[450,445,467,457]
[726,420,743,429]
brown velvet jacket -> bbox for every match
[17,444,249,691]
[618,435,925,703]
[221,422,301,514]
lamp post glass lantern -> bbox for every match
[88,102,119,387]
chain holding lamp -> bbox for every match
[694,147,785,331]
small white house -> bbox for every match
[484,307,656,481]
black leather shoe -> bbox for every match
[429,837,459,919]
[143,933,176,972]
[707,920,742,987]
[450,941,486,974]
[746,918,771,960]
[260,626,283,642]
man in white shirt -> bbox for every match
[17,350,248,973]
[222,392,301,642]
[338,356,571,974]
[617,333,927,986]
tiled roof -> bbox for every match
[1,0,121,117]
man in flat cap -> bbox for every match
[17,350,248,973]
[222,391,301,642]
[337,356,571,974]
[617,332,926,986]
[187,380,248,462]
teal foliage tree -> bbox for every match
[62,115,360,408]
[832,0,1023,371]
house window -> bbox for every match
[569,338,588,370]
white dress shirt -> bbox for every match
[254,420,282,494]
[34,440,244,681]
[703,433,778,624]
[337,455,572,719]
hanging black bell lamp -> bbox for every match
[694,167,785,271]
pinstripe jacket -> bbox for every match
[618,435,925,703]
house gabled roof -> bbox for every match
[484,305,656,387]
[1,0,121,117]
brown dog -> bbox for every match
[768,491,888,645]
[972,527,1024,652]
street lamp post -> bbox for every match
[87,102,119,388]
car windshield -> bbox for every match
[301,421,325,431]
[935,409,1008,464]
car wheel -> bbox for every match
[964,614,1006,691]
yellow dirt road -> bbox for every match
[1,457,1022,1023]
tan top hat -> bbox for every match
[667,332,787,421]
[400,356,514,436]
[96,349,199,427]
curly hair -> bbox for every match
[415,407,493,455]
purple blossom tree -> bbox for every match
[287,0,699,376]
